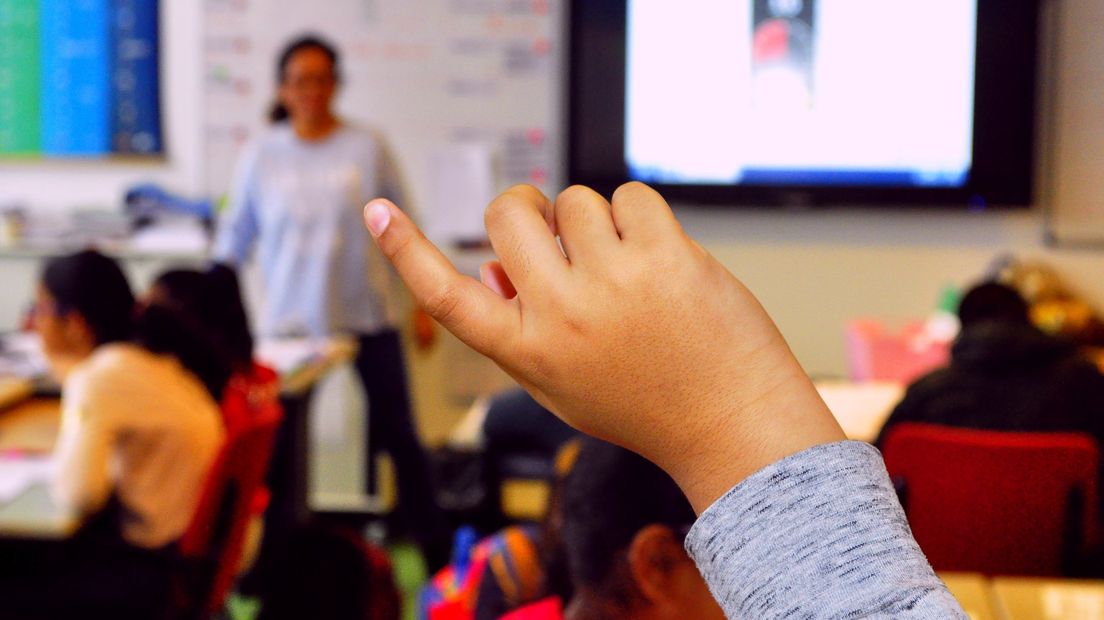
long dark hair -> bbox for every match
[133,304,233,402]
[150,264,255,374]
[269,35,341,124]
[42,250,231,400]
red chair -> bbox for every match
[175,374,283,618]
[882,423,1100,576]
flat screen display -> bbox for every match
[569,0,1039,207]
[626,0,976,189]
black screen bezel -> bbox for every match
[567,0,1040,208]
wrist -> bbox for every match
[659,361,846,515]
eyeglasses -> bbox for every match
[283,73,336,90]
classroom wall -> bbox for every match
[0,0,1100,386]
[680,208,1103,378]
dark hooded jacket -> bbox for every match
[875,320,1104,448]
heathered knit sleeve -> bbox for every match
[685,441,966,619]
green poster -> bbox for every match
[0,0,41,155]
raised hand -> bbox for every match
[364,182,844,512]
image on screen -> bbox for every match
[625,0,978,187]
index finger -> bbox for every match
[365,199,519,359]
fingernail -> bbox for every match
[365,201,391,237]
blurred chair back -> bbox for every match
[882,423,1099,576]
[176,390,282,616]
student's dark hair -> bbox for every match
[559,438,696,604]
[958,281,1030,328]
[133,303,233,401]
[41,249,135,346]
[42,250,231,399]
[150,263,255,374]
[269,34,341,123]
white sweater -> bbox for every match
[51,343,225,549]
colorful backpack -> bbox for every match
[420,525,544,620]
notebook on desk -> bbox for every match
[255,338,327,376]
[0,456,55,504]
[0,333,57,399]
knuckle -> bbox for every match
[556,184,597,205]
[484,193,525,229]
[612,181,668,216]
[422,282,469,327]
[555,195,592,228]
[555,185,608,230]
[612,181,650,203]
[504,183,545,201]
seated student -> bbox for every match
[145,264,281,575]
[364,183,968,617]
[875,281,1104,447]
[549,437,723,620]
[448,438,722,620]
[147,264,280,432]
[0,250,226,617]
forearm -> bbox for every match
[658,346,845,515]
[685,441,965,619]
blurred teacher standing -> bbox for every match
[212,35,446,563]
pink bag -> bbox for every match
[845,320,950,383]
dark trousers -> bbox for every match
[354,330,447,556]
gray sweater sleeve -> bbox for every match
[685,441,965,619]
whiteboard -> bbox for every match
[202,0,563,240]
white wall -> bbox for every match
[679,208,1103,377]
[0,0,204,210]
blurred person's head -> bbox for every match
[958,281,1030,329]
[147,264,254,373]
[270,35,340,126]
[559,438,723,620]
[36,250,135,360]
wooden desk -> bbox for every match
[814,380,904,442]
[0,399,74,539]
[939,572,1000,620]
[274,338,358,398]
[991,577,1104,620]
[0,398,60,453]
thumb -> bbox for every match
[364,199,518,359]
